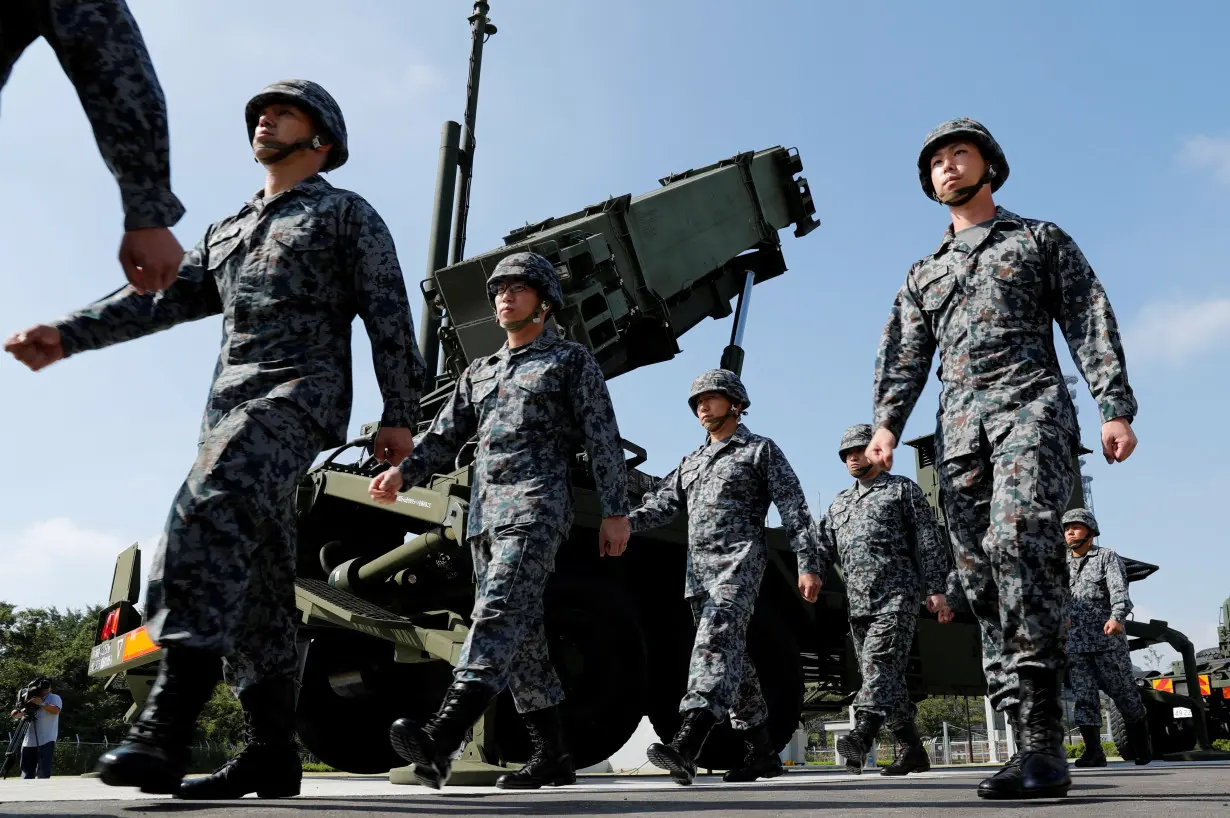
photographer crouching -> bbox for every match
[7,677,61,779]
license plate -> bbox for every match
[89,640,117,674]
[1173,706,1193,719]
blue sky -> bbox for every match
[2,1,1228,670]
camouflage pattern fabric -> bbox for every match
[1,1,184,231]
[628,424,820,598]
[850,611,919,727]
[940,425,1074,711]
[1068,545,1133,653]
[873,206,1136,712]
[143,397,324,694]
[454,522,564,713]
[1067,645,1146,726]
[681,585,767,729]
[815,472,949,618]
[398,328,629,539]
[53,174,425,447]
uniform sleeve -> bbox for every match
[943,568,966,611]
[1046,224,1138,424]
[764,440,822,576]
[628,466,684,533]
[397,368,477,489]
[53,233,220,356]
[345,199,426,429]
[905,480,950,595]
[813,512,836,576]
[1105,551,1133,623]
[40,0,184,230]
[569,350,629,518]
[873,271,937,442]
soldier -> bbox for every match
[627,369,822,786]
[368,252,632,791]
[816,424,953,776]
[868,117,1139,799]
[4,79,427,798]
[2,0,185,292]
[1064,508,1152,767]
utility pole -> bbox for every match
[418,1,497,377]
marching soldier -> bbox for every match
[868,117,1139,799]
[627,369,822,785]
[1064,508,1152,767]
[817,424,952,776]
[2,0,186,292]
[369,252,632,791]
[5,79,427,799]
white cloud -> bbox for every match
[1178,136,1230,185]
[1124,297,1230,364]
[0,519,153,613]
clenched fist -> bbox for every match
[4,324,64,371]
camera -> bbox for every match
[14,677,50,718]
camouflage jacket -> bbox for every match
[873,207,1137,461]
[1068,545,1132,653]
[398,328,629,543]
[54,175,426,446]
[815,472,949,617]
[2,0,184,230]
[628,424,819,599]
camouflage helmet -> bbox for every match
[687,369,750,415]
[838,423,874,462]
[917,117,1009,202]
[1062,508,1099,537]
[245,79,349,172]
[486,252,566,314]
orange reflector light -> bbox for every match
[1151,679,1174,693]
[1199,675,1212,696]
[1223,687,1230,700]
[101,608,121,641]
[119,627,159,662]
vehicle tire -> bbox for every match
[296,631,453,774]
[1108,703,1134,760]
[646,602,803,771]
[1195,647,1223,661]
[494,575,649,770]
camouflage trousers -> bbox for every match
[144,397,324,695]
[939,422,1074,712]
[455,522,564,714]
[680,583,767,730]
[1068,646,1147,727]
[851,610,918,727]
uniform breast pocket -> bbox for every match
[915,267,957,313]
[205,227,244,276]
[470,374,498,406]
[508,360,565,425]
[264,216,339,302]
[980,243,1045,322]
[680,463,702,491]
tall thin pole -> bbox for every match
[418,121,461,373]
[450,1,496,266]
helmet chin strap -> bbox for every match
[1068,533,1093,551]
[702,407,741,432]
[498,303,550,333]
[938,165,996,207]
[254,135,324,166]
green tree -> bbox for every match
[914,695,986,741]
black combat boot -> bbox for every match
[1073,724,1107,768]
[495,705,576,789]
[722,722,785,782]
[880,721,931,776]
[977,704,1022,799]
[1017,670,1071,799]
[178,676,302,799]
[1124,718,1153,765]
[389,680,494,789]
[96,646,221,794]
[835,710,884,774]
[646,708,719,785]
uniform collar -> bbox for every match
[706,422,750,453]
[849,470,890,493]
[1069,544,1100,560]
[247,173,333,210]
[492,327,561,363]
[929,205,1024,258]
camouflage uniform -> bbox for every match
[873,200,1137,712]
[397,296,629,713]
[2,0,184,231]
[1067,541,1145,726]
[816,469,948,727]
[629,376,818,728]
[53,161,425,691]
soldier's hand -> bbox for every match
[926,593,947,614]
[119,227,184,294]
[1101,418,1137,464]
[368,467,404,504]
[1104,619,1125,636]
[599,515,631,557]
[937,604,954,624]
[798,573,822,603]
[3,324,65,371]
[866,427,897,471]
[373,425,413,465]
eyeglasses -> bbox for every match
[491,282,532,297]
